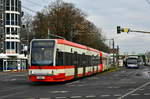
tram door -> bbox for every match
[74,52,78,78]
[82,53,86,76]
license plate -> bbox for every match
[37,76,45,80]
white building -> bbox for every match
[0,0,27,71]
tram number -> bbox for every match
[37,76,45,80]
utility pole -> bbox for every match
[104,38,116,67]
[112,38,115,67]
[47,27,65,39]
[48,28,50,39]
[116,45,119,67]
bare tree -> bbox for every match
[31,0,109,52]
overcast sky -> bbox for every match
[22,0,150,54]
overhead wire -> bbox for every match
[22,6,37,14]
[25,0,44,7]
[21,0,50,14]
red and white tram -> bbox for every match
[28,39,111,82]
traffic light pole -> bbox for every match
[130,30,150,34]
[117,26,150,34]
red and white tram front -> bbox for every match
[29,39,58,82]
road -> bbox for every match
[1,66,150,99]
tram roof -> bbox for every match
[57,39,100,53]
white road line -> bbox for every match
[118,81,150,99]
[131,93,140,96]
[66,81,80,85]
[0,91,26,99]
[128,88,135,90]
[0,86,26,92]
[10,78,16,81]
[70,96,82,98]
[139,88,144,91]
[86,95,96,98]
[56,97,67,99]
[108,86,120,89]
[114,94,122,97]
[100,95,110,97]
[144,93,150,95]
[78,84,85,86]
[69,85,75,86]
[39,98,50,99]
[50,91,69,94]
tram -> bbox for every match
[28,39,111,82]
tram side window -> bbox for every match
[73,52,78,66]
[65,52,72,66]
[87,56,91,66]
[56,51,63,66]
[82,53,86,67]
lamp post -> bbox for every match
[103,38,116,67]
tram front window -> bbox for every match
[31,40,55,66]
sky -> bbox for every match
[21,0,150,54]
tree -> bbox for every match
[31,0,109,52]
[21,13,34,45]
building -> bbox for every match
[0,0,27,71]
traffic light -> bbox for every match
[117,26,130,34]
[117,26,121,34]
[122,28,130,33]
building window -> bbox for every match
[11,42,15,49]
[6,27,10,34]
[11,0,15,11]
[16,42,19,53]
[6,42,10,49]
[6,0,10,11]
[11,13,15,25]
[15,0,18,11]
[6,13,10,25]
[15,14,18,25]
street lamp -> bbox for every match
[103,38,115,67]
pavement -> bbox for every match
[1,66,150,99]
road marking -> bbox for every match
[39,98,50,99]
[114,94,121,97]
[144,93,150,95]
[70,96,82,98]
[108,86,120,89]
[128,88,135,90]
[0,91,26,99]
[66,81,80,85]
[118,81,150,99]
[139,88,144,91]
[69,85,75,86]
[56,97,67,99]
[50,91,69,94]
[0,86,26,92]
[24,98,35,99]
[10,78,16,81]
[78,84,85,86]
[86,95,96,98]
[131,93,140,96]
[100,95,110,97]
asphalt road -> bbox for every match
[1,66,150,99]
